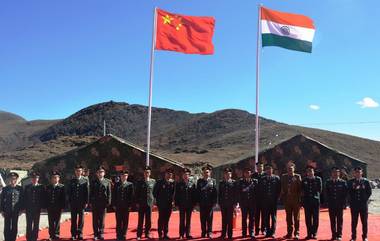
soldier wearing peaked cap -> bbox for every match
[1,172,23,241]
[45,171,66,241]
[24,172,45,241]
[175,168,197,239]
[112,170,134,241]
[68,165,89,240]
[135,166,156,240]
[325,167,347,241]
[196,165,217,238]
[218,167,237,239]
[153,168,175,239]
[252,162,266,235]
[237,167,259,238]
[347,166,371,241]
[90,166,111,240]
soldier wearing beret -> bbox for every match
[218,167,237,239]
[252,162,266,235]
[153,168,175,239]
[237,167,258,238]
[302,165,322,240]
[112,170,134,240]
[24,172,45,241]
[90,166,112,240]
[196,165,217,238]
[45,171,66,241]
[135,166,156,240]
[1,172,23,241]
[325,167,347,241]
[281,162,302,240]
[174,168,197,239]
[68,165,89,240]
[347,167,371,241]
[259,164,281,238]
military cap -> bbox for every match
[264,163,273,168]
[306,165,315,170]
[331,166,340,171]
[166,168,174,174]
[50,171,61,176]
[75,164,84,169]
[120,170,129,174]
[243,167,252,172]
[183,168,191,174]
[144,166,152,171]
[202,165,212,171]
[29,171,40,177]
[8,172,19,178]
[97,165,106,171]
[256,162,264,166]
[224,167,233,173]
[353,166,363,171]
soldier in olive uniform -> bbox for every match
[112,170,134,240]
[24,172,45,241]
[259,164,281,238]
[348,167,372,241]
[237,167,258,238]
[252,162,266,235]
[90,166,112,240]
[135,166,156,240]
[1,172,23,241]
[68,165,89,240]
[196,166,217,238]
[281,162,302,240]
[153,168,175,239]
[325,167,347,241]
[45,171,66,240]
[302,165,322,240]
[218,167,237,239]
[174,168,197,239]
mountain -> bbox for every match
[1,101,380,178]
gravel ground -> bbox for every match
[0,212,71,241]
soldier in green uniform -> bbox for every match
[174,168,197,239]
[218,167,237,239]
[252,162,266,236]
[45,171,66,241]
[281,162,302,240]
[196,166,217,238]
[153,168,175,240]
[302,165,322,240]
[135,166,156,240]
[237,167,258,238]
[90,166,112,240]
[24,172,45,241]
[325,167,347,241]
[259,164,281,238]
[1,172,23,241]
[68,165,89,240]
[348,167,372,241]
[112,170,134,240]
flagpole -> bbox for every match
[254,4,262,172]
[146,7,158,167]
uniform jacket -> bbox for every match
[23,183,45,211]
[90,178,112,208]
[259,174,281,202]
[237,178,258,208]
[112,181,134,209]
[347,178,372,208]
[325,178,347,208]
[45,183,66,210]
[281,173,302,205]
[196,178,217,207]
[153,179,175,209]
[218,179,237,207]
[301,176,322,205]
[135,178,156,207]
[174,180,197,209]
[68,176,89,209]
[0,185,23,214]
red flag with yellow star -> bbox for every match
[155,9,215,55]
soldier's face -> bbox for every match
[224,171,232,180]
[243,171,251,178]
[9,177,17,186]
[75,168,83,177]
[165,172,173,180]
[51,175,60,184]
[97,170,105,179]
[182,172,190,181]
[144,170,151,178]
[121,174,128,182]
[331,170,340,179]
[203,169,211,178]
[287,166,295,174]
[265,167,273,175]
[257,165,263,173]
[354,170,362,178]
[31,176,39,185]
[306,169,314,177]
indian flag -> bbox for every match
[261,7,315,53]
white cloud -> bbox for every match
[356,97,379,108]
[309,104,320,110]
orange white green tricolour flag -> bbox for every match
[261,7,315,53]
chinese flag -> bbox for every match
[155,9,215,55]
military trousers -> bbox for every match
[137,205,152,237]
[328,205,344,239]
[157,206,172,237]
[241,206,255,236]
[221,205,234,238]
[351,205,368,239]
[3,211,19,241]
[179,207,193,237]
[304,202,320,237]
[70,206,85,238]
[26,208,41,241]
[284,201,301,236]
[115,207,130,239]
[254,201,265,234]
[263,200,277,236]
[47,207,62,239]
[199,205,214,236]
[92,205,106,238]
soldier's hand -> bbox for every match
[84,204,88,209]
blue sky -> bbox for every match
[1,0,380,141]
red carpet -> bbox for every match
[17,208,380,241]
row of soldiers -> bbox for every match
[0,163,372,241]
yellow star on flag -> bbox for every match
[162,15,173,24]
